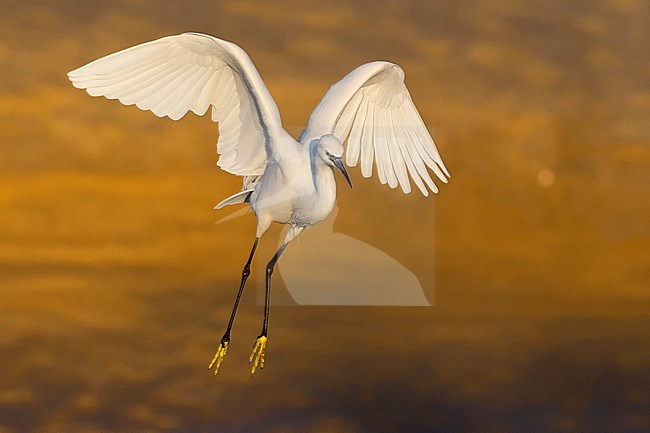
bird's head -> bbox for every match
[316,134,352,188]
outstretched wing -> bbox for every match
[301,61,449,195]
[68,32,285,176]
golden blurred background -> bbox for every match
[1,1,648,432]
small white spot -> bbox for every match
[537,168,556,187]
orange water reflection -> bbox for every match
[0,1,648,432]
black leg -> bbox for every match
[249,241,291,375]
[249,225,304,375]
[261,243,287,336]
[223,237,259,340]
[208,237,258,376]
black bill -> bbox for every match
[331,157,353,188]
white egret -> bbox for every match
[68,33,450,376]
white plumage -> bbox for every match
[69,32,280,176]
[68,32,450,376]
[301,61,449,195]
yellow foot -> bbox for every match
[208,338,229,377]
[248,335,267,376]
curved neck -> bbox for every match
[309,143,333,193]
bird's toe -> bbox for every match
[208,339,229,376]
[249,335,268,376]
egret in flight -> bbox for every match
[68,33,450,376]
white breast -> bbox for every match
[289,163,337,227]
[251,156,337,228]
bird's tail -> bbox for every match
[214,174,261,209]
[214,189,254,210]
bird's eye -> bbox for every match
[325,151,331,157]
